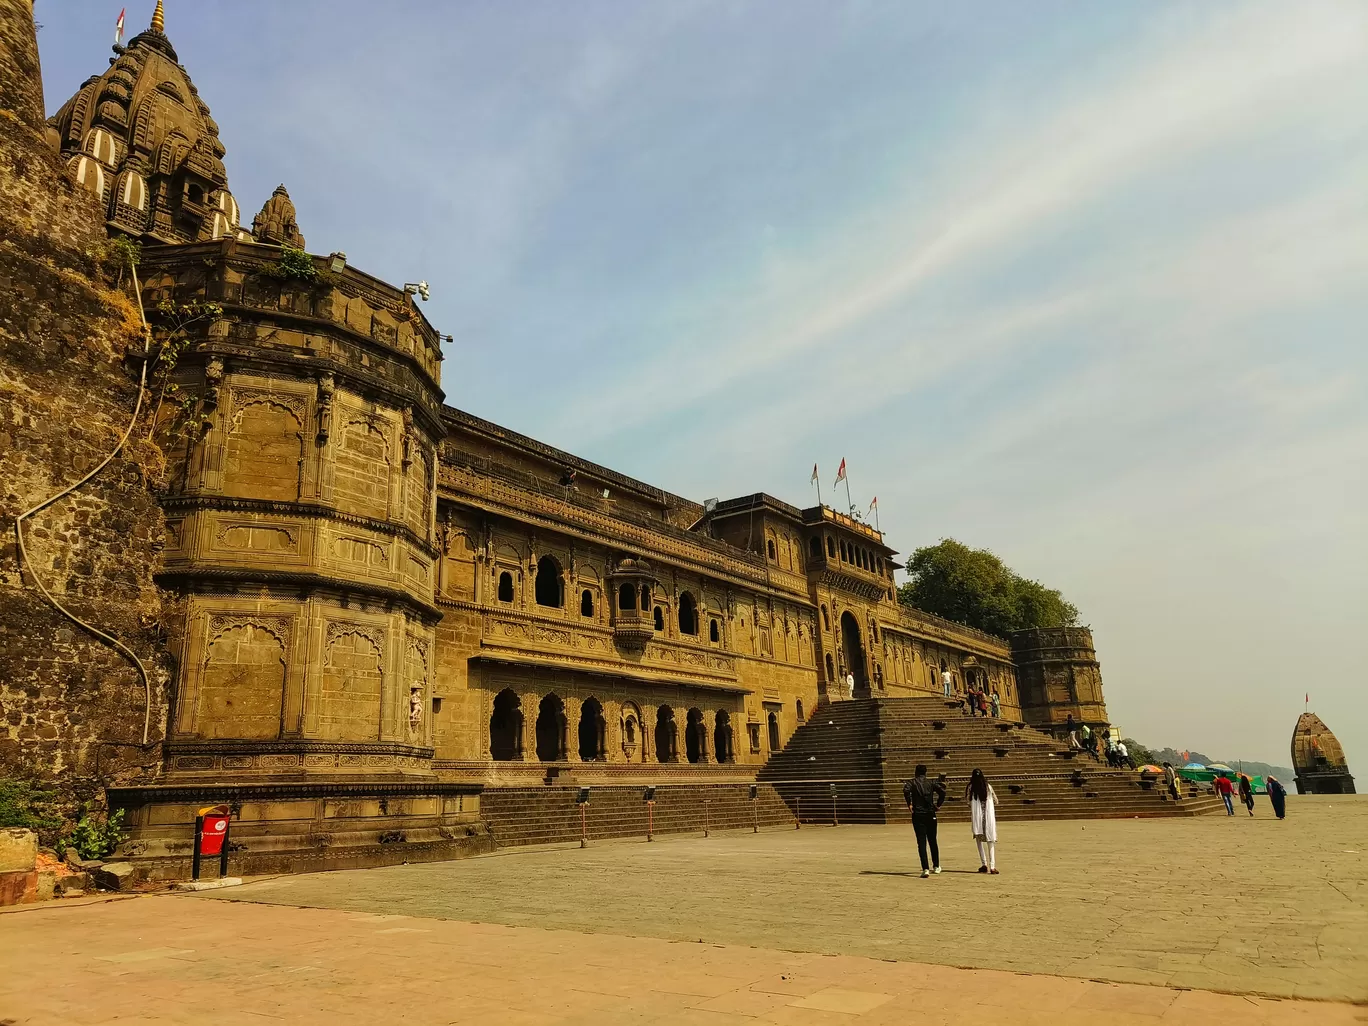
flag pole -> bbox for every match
[813,465,822,508]
[844,473,854,517]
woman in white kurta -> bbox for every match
[965,768,999,874]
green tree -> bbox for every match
[899,538,1079,636]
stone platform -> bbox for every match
[0,795,1362,1024]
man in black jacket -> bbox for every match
[902,764,947,878]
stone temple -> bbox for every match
[0,2,1219,880]
[1291,713,1355,795]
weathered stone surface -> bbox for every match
[0,869,37,905]
[55,872,90,897]
[34,869,55,901]
[93,861,137,892]
[0,0,168,813]
[0,828,37,873]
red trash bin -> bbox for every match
[193,804,232,880]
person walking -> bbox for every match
[1237,774,1255,816]
[1163,762,1181,802]
[902,764,946,879]
[942,668,953,699]
[1266,775,1287,820]
[1117,740,1135,770]
[965,768,999,874]
[845,671,855,700]
[990,691,1001,719]
[1065,713,1076,740]
[1213,772,1235,815]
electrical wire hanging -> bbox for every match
[13,252,156,745]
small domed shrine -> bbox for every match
[251,185,306,248]
[46,0,245,243]
[1291,712,1356,795]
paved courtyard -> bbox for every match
[0,795,1363,1025]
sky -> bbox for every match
[39,1,1366,771]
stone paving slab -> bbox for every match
[203,794,1367,1002]
[0,896,1364,1025]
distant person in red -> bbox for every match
[1213,773,1235,816]
[1237,774,1256,816]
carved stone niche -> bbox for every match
[609,556,657,651]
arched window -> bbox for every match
[653,606,664,632]
[809,537,822,561]
[767,712,780,752]
[709,619,720,643]
[497,571,514,603]
[766,538,776,560]
[640,584,651,609]
[580,589,594,617]
[678,592,698,635]
[618,582,637,612]
[839,541,848,562]
[534,556,563,608]
[826,536,836,558]
[820,605,829,632]
[796,699,805,723]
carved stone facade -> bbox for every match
[1010,627,1109,732]
[8,5,1116,874]
[1291,713,1355,795]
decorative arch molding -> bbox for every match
[207,613,293,649]
[325,621,386,654]
[227,389,308,428]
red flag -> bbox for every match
[833,458,846,487]
[810,463,818,484]
[115,7,126,44]
[868,496,878,513]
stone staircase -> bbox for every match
[756,698,1223,823]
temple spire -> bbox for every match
[150,0,165,33]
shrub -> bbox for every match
[58,809,127,861]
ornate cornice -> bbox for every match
[156,566,442,622]
[109,780,480,805]
[165,739,434,758]
[159,495,439,560]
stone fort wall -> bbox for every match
[0,0,170,806]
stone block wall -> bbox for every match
[0,0,169,803]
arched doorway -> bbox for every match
[840,611,869,697]
[655,706,677,763]
[578,697,605,761]
[535,693,566,762]
[767,711,781,752]
[678,592,698,635]
[489,689,523,761]
[685,708,707,763]
[713,710,733,763]
[535,556,563,607]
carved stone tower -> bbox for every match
[46,2,243,243]
[42,5,489,874]
[1011,626,1109,733]
[251,185,306,248]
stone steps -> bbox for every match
[757,698,1221,823]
